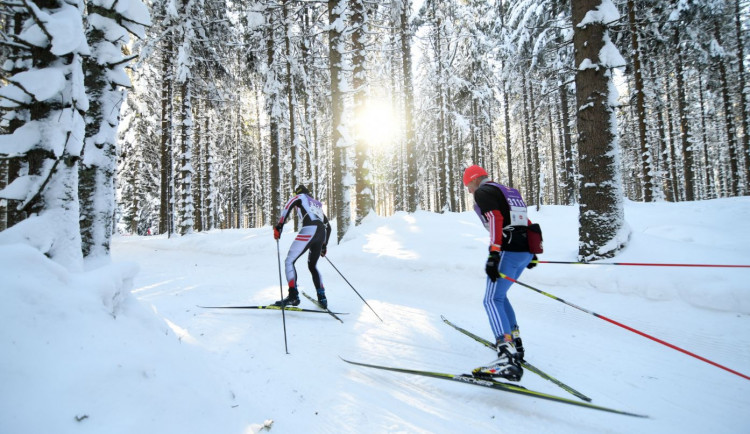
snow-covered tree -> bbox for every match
[329,0,352,242]
[174,0,195,235]
[80,0,150,259]
[0,0,90,270]
[352,0,374,225]
[572,0,628,261]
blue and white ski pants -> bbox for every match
[484,251,534,341]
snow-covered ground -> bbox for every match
[3,198,750,433]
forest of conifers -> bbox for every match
[0,0,748,265]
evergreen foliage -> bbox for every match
[1,0,748,265]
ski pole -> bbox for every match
[276,240,289,354]
[532,260,750,268]
[499,273,750,382]
[325,256,383,322]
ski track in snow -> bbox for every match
[108,201,750,434]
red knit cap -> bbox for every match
[462,165,488,186]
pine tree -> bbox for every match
[0,0,89,270]
[626,0,655,201]
[175,0,195,235]
[80,0,150,258]
[572,0,628,261]
[157,4,175,235]
[352,0,373,225]
[397,0,418,213]
[329,0,351,242]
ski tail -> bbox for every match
[340,357,647,418]
[440,315,592,402]
[302,291,344,323]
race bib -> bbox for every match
[308,198,325,221]
[494,184,528,227]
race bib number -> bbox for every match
[496,184,528,226]
[308,199,325,221]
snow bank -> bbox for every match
[0,244,266,434]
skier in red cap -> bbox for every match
[463,165,537,381]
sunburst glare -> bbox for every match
[355,99,400,149]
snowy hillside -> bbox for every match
[3,198,750,433]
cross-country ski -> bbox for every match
[197,304,347,315]
[340,357,647,418]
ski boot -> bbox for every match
[274,287,300,307]
[316,288,328,309]
[512,329,524,362]
[472,341,523,381]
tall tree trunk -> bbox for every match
[503,81,514,188]
[627,0,653,202]
[528,80,541,206]
[300,6,315,193]
[714,20,740,196]
[497,1,514,189]
[128,158,140,234]
[235,105,242,229]
[352,0,372,224]
[735,0,750,189]
[471,98,479,164]
[80,0,143,255]
[0,14,26,231]
[252,80,265,226]
[559,82,575,204]
[267,13,281,220]
[80,46,116,258]
[434,8,447,212]
[664,79,679,201]
[178,79,194,235]
[521,76,533,200]
[697,74,713,198]
[548,97,559,204]
[572,0,626,261]
[194,99,204,231]
[204,115,213,230]
[283,0,298,193]
[0,156,7,231]
[159,36,174,235]
[654,108,670,200]
[399,0,417,212]
[674,27,695,201]
[446,87,456,212]
[328,0,350,241]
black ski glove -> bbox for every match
[321,244,327,257]
[273,223,283,240]
[485,251,501,282]
[527,254,538,269]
